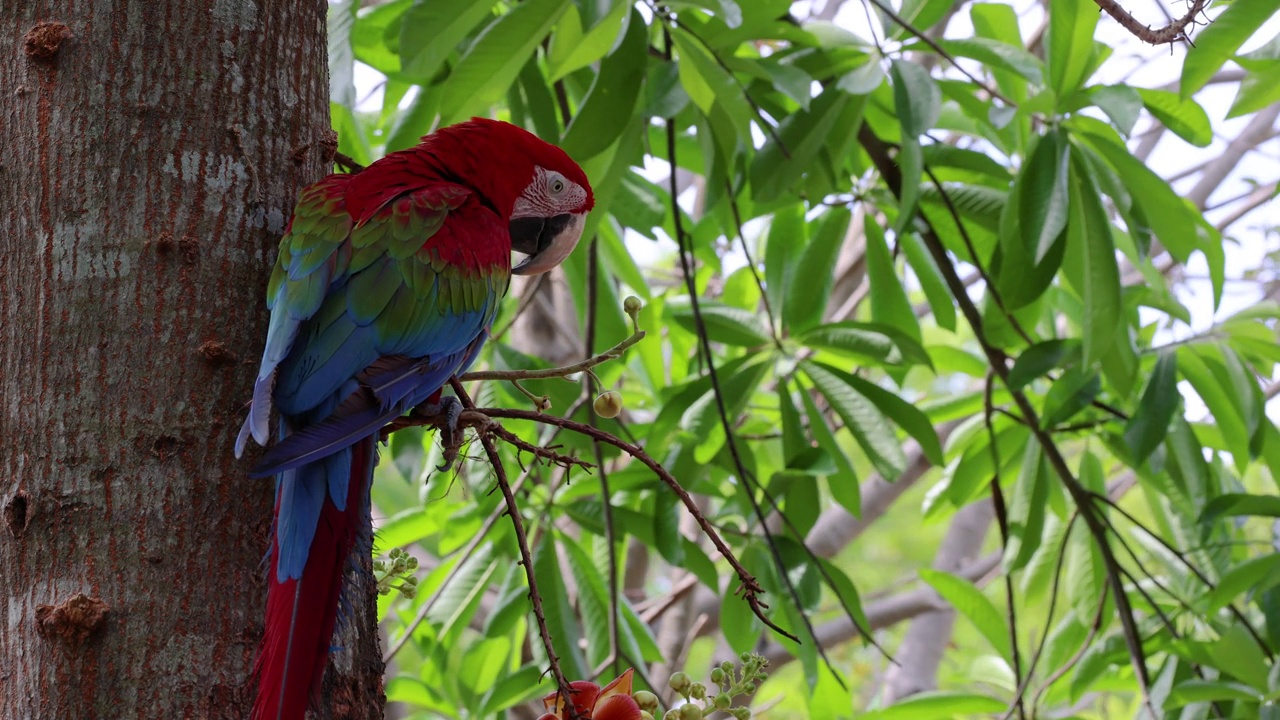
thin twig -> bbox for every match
[582,230,623,678]
[449,380,580,717]
[333,151,365,174]
[726,185,784,349]
[459,330,645,382]
[985,373,1026,720]
[862,0,1013,106]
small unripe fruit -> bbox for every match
[634,691,659,712]
[690,682,706,700]
[639,713,655,720]
[624,295,643,314]
[678,703,702,720]
[732,708,751,720]
[668,672,692,694]
[742,682,755,693]
[714,694,731,711]
[664,710,680,720]
[709,668,725,685]
[593,391,623,418]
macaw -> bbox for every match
[235,118,593,720]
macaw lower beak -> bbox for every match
[510,212,586,275]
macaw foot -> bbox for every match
[411,396,464,472]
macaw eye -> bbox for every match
[550,178,565,194]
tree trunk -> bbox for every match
[0,3,382,717]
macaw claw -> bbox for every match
[410,396,464,473]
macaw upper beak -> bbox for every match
[510,212,586,275]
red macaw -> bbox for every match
[235,118,593,720]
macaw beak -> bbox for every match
[510,212,586,275]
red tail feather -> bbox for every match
[252,440,371,720]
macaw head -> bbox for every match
[431,118,595,276]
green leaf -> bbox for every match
[1228,59,1280,117]
[1004,440,1050,572]
[1046,0,1099,98]
[783,207,851,334]
[399,0,499,83]
[994,146,1065,309]
[1073,119,1224,308]
[1201,493,1280,523]
[653,486,685,566]
[891,60,941,137]
[671,27,753,140]
[328,1,359,108]
[865,215,922,343]
[778,379,808,465]
[560,9,646,161]
[919,569,1012,659]
[750,85,867,202]
[459,637,510,697]
[799,381,861,515]
[1207,624,1271,689]
[560,539,616,668]
[764,203,806,322]
[1020,130,1071,264]
[1203,554,1280,613]
[800,321,931,368]
[668,299,771,347]
[1041,367,1100,429]
[1124,351,1179,465]
[430,546,498,645]
[1008,339,1079,390]
[1167,680,1263,708]
[802,361,908,479]
[480,664,545,715]
[1180,0,1280,97]
[926,38,1043,84]
[858,691,1006,719]
[1090,84,1143,136]
[546,0,629,80]
[1063,149,1122,364]
[378,507,442,549]
[1178,346,1251,469]
[1136,88,1212,147]
[1064,518,1105,624]
[816,363,943,465]
[891,60,937,232]
[532,535,589,680]
[439,0,571,124]
[900,232,957,331]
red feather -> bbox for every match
[252,438,372,720]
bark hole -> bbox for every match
[35,593,108,646]
[4,491,28,538]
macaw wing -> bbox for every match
[236,175,355,456]
[244,181,510,475]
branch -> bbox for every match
[859,125,1156,705]
[1093,0,1208,45]
[392,402,794,642]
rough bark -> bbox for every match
[0,2,381,718]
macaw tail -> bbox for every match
[251,437,374,720]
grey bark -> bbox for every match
[0,3,382,718]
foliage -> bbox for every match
[327,1,1280,718]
